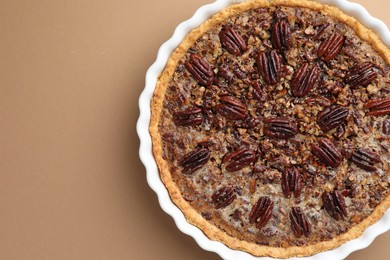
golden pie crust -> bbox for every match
[149,0,390,257]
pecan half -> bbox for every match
[317,33,344,61]
[271,19,292,52]
[173,107,204,127]
[257,50,282,85]
[345,62,377,88]
[317,105,349,132]
[291,63,319,97]
[249,196,274,229]
[281,167,303,198]
[322,190,348,220]
[350,148,381,172]
[290,207,311,238]
[211,187,236,209]
[185,54,214,86]
[219,25,247,56]
[311,138,343,167]
[180,148,210,174]
[264,117,297,139]
[223,147,256,172]
[364,98,390,116]
[217,95,248,120]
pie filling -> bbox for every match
[157,5,389,247]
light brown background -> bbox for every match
[0,0,389,259]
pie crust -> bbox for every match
[149,0,390,257]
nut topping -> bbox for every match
[217,65,234,83]
[317,105,349,132]
[350,148,381,172]
[249,196,274,229]
[249,179,257,194]
[281,167,303,198]
[333,124,346,140]
[180,148,210,174]
[311,138,343,168]
[257,50,282,85]
[219,25,247,56]
[383,120,390,135]
[223,147,256,172]
[217,95,248,120]
[291,63,319,97]
[305,96,332,107]
[326,82,342,94]
[317,32,345,61]
[251,81,266,102]
[271,19,292,52]
[173,107,204,127]
[264,117,297,139]
[345,62,377,88]
[233,116,258,129]
[185,54,214,86]
[211,187,236,209]
[322,190,348,220]
[364,98,390,116]
[290,207,311,238]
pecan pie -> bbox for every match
[149,0,390,257]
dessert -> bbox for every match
[149,0,390,257]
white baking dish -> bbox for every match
[137,0,390,259]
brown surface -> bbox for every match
[0,0,388,259]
